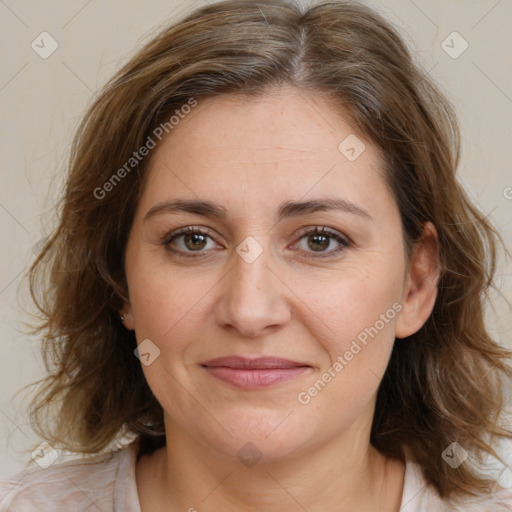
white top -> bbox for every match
[1,442,511,511]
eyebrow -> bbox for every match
[143,197,373,223]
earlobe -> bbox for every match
[395,222,440,339]
[119,304,135,330]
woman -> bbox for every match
[1,0,511,510]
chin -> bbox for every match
[199,412,315,465]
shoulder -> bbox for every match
[400,460,512,512]
[0,442,140,512]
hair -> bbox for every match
[25,0,511,502]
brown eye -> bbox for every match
[183,233,208,251]
[307,233,330,252]
[293,226,350,258]
[163,227,220,255]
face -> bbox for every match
[123,86,435,463]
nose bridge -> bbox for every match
[215,243,291,336]
[234,251,270,297]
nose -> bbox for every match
[214,247,292,338]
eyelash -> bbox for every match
[161,226,351,259]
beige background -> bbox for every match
[0,0,511,479]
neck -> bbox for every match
[138,418,405,512]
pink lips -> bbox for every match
[200,356,310,390]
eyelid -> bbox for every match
[294,225,350,242]
[161,225,217,244]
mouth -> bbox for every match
[200,356,311,390]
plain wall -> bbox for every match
[1,0,511,478]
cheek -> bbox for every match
[292,280,399,432]
[293,268,402,405]
[302,269,401,345]
[127,258,214,344]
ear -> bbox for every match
[395,222,440,339]
[119,301,135,330]
[116,279,135,330]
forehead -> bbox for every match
[140,86,395,220]
[154,87,372,159]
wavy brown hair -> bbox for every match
[25,0,511,501]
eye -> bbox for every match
[292,226,350,257]
[162,225,350,259]
[162,226,221,255]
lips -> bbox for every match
[200,356,311,390]
[200,356,310,369]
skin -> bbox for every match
[121,86,440,511]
